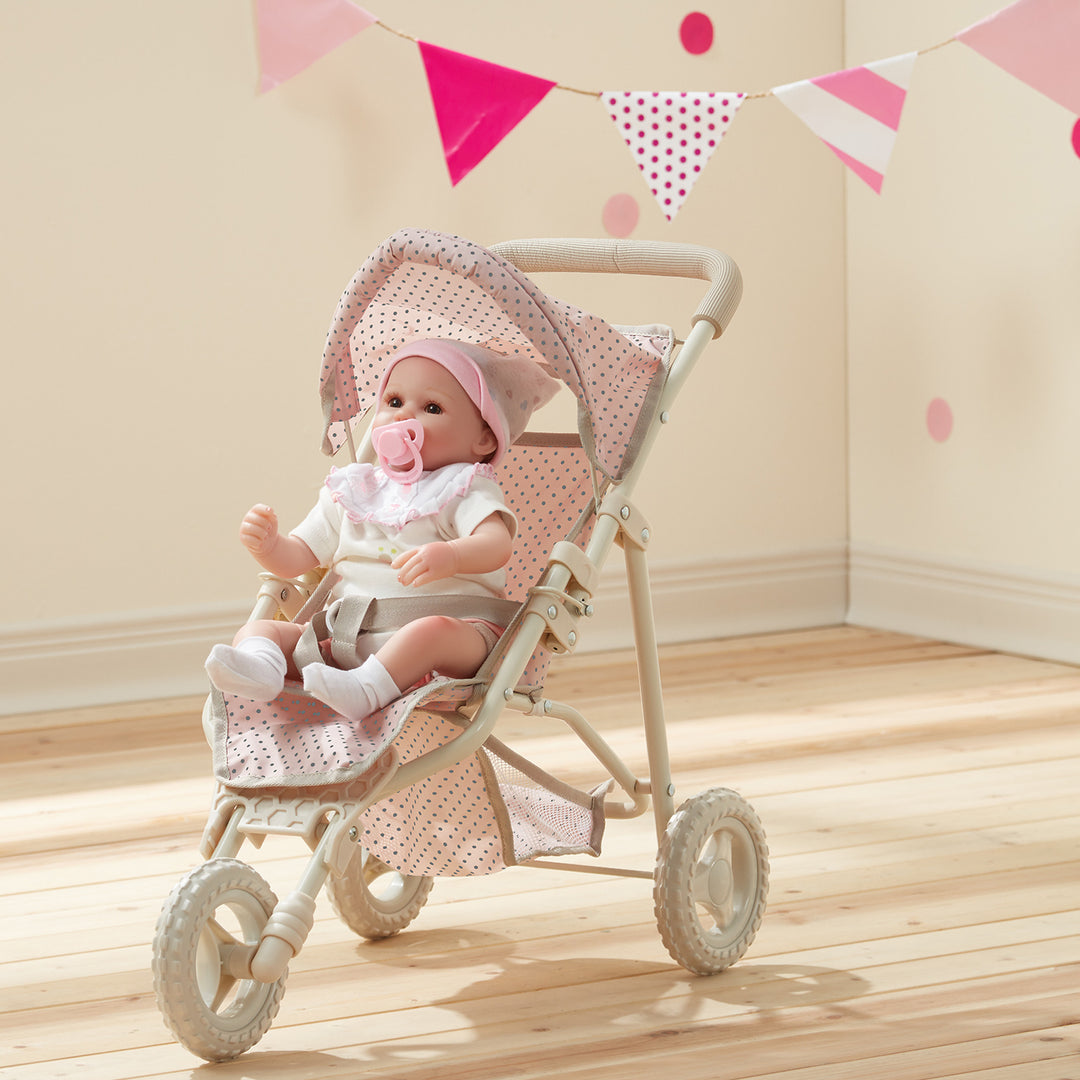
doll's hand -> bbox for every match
[392,542,459,588]
[239,504,279,558]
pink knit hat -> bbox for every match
[380,339,561,464]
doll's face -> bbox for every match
[374,356,497,471]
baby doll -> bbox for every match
[205,339,559,723]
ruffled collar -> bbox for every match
[325,461,497,529]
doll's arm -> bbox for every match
[392,513,513,588]
[240,504,321,579]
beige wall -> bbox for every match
[2,1,848,711]
[7,0,1077,712]
[9,1,1075,712]
[845,2,1080,660]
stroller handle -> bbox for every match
[491,238,742,337]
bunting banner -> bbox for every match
[602,91,745,220]
[254,0,376,94]
[772,52,918,193]
[250,3,1080,218]
[418,42,557,185]
[956,0,1080,114]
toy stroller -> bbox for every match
[152,228,770,1061]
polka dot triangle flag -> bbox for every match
[601,91,746,220]
[772,52,917,194]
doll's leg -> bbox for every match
[302,616,491,722]
[205,620,304,701]
[378,616,493,687]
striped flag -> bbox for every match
[773,52,918,193]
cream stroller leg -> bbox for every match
[620,520,677,840]
[621,523,770,974]
[591,472,770,976]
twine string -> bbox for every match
[373,21,957,101]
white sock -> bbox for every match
[205,636,287,702]
[302,654,401,722]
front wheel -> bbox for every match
[327,848,434,939]
[654,788,769,974]
[152,859,287,1061]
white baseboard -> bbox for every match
[0,605,249,717]
[9,544,1073,716]
[848,544,1080,666]
[581,545,849,653]
[0,545,849,716]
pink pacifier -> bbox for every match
[372,419,425,485]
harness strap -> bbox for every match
[292,592,520,672]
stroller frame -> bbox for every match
[153,237,770,1061]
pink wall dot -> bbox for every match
[1072,117,1080,158]
[679,12,714,55]
[602,193,639,238]
[926,397,953,442]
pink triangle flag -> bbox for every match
[957,0,1080,115]
[773,52,918,193]
[418,42,556,185]
[255,0,376,94]
[602,91,745,220]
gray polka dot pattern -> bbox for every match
[207,227,680,875]
[318,227,667,479]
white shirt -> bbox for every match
[290,461,516,604]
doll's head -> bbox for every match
[373,354,496,479]
[373,340,560,481]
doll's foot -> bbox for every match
[205,636,287,702]
[302,655,400,721]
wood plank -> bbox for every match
[2,718,1075,899]
[4,935,1075,1076]
[4,683,1077,855]
[1,628,1076,1080]
[5,704,1075,864]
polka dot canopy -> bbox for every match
[318,227,668,479]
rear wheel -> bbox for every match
[654,788,769,974]
[327,848,434,939]
[152,859,286,1061]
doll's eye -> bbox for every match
[424,402,443,415]
[387,395,403,408]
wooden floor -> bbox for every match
[2,626,1078,1079]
